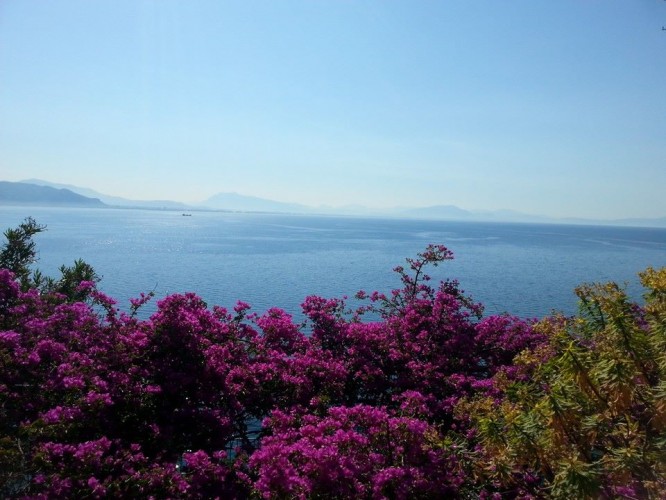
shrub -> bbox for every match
[1,219,663,498]
[464,267,666,498]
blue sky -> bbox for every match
[1,1,664,218]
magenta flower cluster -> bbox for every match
[0,246,544,498]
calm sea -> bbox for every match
[1,206,665,320]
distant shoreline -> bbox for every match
[2,202,666,230]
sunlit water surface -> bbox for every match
[1,207,665,321]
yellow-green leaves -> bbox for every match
[464,266,666,498]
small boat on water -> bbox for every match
[182,213,192,217]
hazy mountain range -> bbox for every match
[2,179,665,228]
[0,181,105,207]
[17,179,189,210]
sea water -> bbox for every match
[1,206,665,320]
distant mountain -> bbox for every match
[21,179,191,209]
[0,181,105,207]
[398,205,475,220]
[202,192,312,213]
[396,205,551,223]
[8,179,666,227]
[559,216,666,228]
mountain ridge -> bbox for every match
[0,181,106,207]
[20,179,190,209]
[8,179,666,228]
[201,192,311,213]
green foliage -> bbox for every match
[465,267,666,498]
[0,217,45,290]
[40,259,101,302]
[0,218,100,301]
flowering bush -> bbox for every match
[248,405,463,499]
[1,221,664,498]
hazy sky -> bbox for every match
[1,1,665,218]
